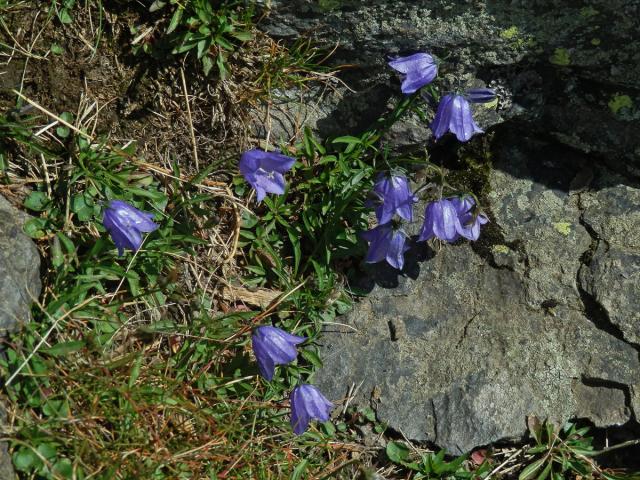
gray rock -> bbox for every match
[0,194,41,479]
[314,135,640,454]
[0,195,41,332]
[255,0,640,174]
[579,183,640,346]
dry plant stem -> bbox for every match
[5,295,99,387]
[13,89,95,141]
[180,67,199,171]
[485,447,525,480]
[224,279,308,343]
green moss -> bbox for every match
[492,244,510,255]
[549,48,571,66]
[590,38,601,46]
[579,6,599,17]
[552,222,572,236]
[500,26,519,40]
[608,94,633,115]
[318,0,341,10]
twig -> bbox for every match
[485,447,525,479]
[12,90,94,141]
[5,296,98,386]
[180,68,199,170]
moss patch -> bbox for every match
[552,222,572,236]
[549,48,571,66]
[608,94,633,115]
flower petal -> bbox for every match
[386,230,407,270]
[253,171,286,197]
[431,95,454,140]
[450,95,483,142]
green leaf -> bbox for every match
[519,459,546,480]
[24,190,49,211]
[36,443,57,460]
[537,461,552,480]
[202,55,214,76]
[50,43,64,55]
[41,340,86,357]
[231,30,252,42]
[129,354,143,388]
[291,459,308,480]
[386,441,410,463]
[166,6,184,34]
[51,235,64,268]
[23,217,47,238]
[58,8,73,24]
[149,0,167,12]
[13,447,42,472]
[216,51,227,79]
[56,112,73,138]
[71,194,93,221]
[42,398,70,418]
[300,349,322,369]
[53,458,74,478]
[332,135,362,145]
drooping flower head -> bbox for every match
[290,384,333,435]
[431,94,483,142]
[388,52,438,94]
[361,222,410,270]
[451,195,489,241]
[252,326,306,381]
[418,198,461,243]
[239,149,296,202]
[103,200,159,256]
[367,173,416,224]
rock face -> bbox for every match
[314,130,640,453]
[256,0,640,455]
[0,195,41,332]
[256,0,640,177]
[0,194,42,479]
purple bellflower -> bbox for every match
[239,149,296,202]
[451,196,489,241]
[418,198,461,243]
[290,384,333,435]
[103,200,159,256]
[252,326,306,381]
[464,88,496,104]
[368,173,416,224]
[431,94,483,142]
[388,52,438,94]
[361,223,410,270]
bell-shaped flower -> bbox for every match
[431,94,483,142]
[290,384,333,435]
[368,173,416,224]
[361,223,409,270]
[103,200,159,256]
[388,52,438,94]
[239,149,296,202]
[252,326,306,381]
[418,198,461,243]
[451,196,489,241]
[464,88,496,104]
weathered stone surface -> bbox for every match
[579,182,640,346]
[0,195,41,332]
[0,194,41,479]
[314,133,640,454]
[255,0,640,175]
